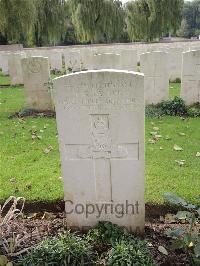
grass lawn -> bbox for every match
[0,71,11,86]
[0,80,199,205]
[169,82,181,99]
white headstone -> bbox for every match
[64,50,81,72]
[92,53,121,70]
[48,50,63,72]
[118,49,138,71]
[8,53,26,85]
[167,47,183,82]
[140,51,169,105]
[181,50,200,105]
[80,48,93,70]
[22,56,53,110]
[0,52,10,75]
[53,70,145,232]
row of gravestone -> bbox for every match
[1,44,200,80]
[0,48,139,77]
[4,49,199,109]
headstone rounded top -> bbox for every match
[53,69,144,82]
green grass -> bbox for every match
[0,71,11,86]
[169,82,181,99]
[0,71,60,87]
[0,84,199,204]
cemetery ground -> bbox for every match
[0,75,200,265]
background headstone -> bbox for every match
[8,53,26,85]
[167,47,183,82]
[64,50,81,72]
[92,53,121,70]
[0,52,10,75]
[48,50,63,72]
[118,49,138,71]
[140,51,169,105]
[22,56,53,110]
[181,50,200,105]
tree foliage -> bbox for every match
[178,0,200,38]
[69,0,125,43]
[34,0,69,46]
[0,0,186,45]
[0,0,70,46]
[126,0,184,41]
[0,0,36,43]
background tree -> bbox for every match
[178,0,200,38]
[126,0,151,41]
[0,0,36,45]
[126,0,184,42]
[34,0,70,46]
[177,18,190,38]
[69,0,124,43]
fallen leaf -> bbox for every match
[158,246,168,255]
[153,127,159,131]
[173,144,183,151]
[148,139,156,144]
[160,147,163,150]
[31,134,37,140]
[10,177,17,183]
[178,132,186,136]
[31,131,42,140]
[188,242,194,248]
[155,135,162,139]
[42,212,56,220]
[58,176,63,180]
[165,136,171,140]
[150,131,157,136]
[196,152,200,157]
[43,145,53,154]
[175,160,185,167]
[165,213,176,223]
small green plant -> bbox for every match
[18,232,98,266]
[164,193,200,265]
[187,103,200,117]
[86,222,130,246]
[88,222,157,266]
[158,97,188,116]
[20,222,156,266]
[146,97,200,117]
[50,69,62,75]
[106,239,156,266]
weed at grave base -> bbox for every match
[18,222,157,266]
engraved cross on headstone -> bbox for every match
[65,114,139,202]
